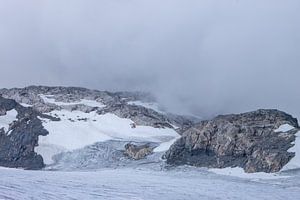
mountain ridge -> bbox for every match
[0,86,299,173]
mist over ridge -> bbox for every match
[0,0,299,118]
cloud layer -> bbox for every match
[0,0,299,118]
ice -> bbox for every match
[0,167,299,200]
[0,109,18,133]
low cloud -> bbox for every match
[0,0,299,118]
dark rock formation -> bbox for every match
[124,143,156,160]
[0,96,55,169]
[164,109,299,173]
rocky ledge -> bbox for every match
[164,109,299,173]
[0,86,194,133]
[0,96,56,169]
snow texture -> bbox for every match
[0,167,299,200]
[0,109,17,133]
[209,167,288,180]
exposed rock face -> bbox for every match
[164,109,299,173]
[124,143,156,160]
[0,96,55,169]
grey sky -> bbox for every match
[0,0,299,118]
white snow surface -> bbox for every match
[128,100,166,114]
[36,110,179,164]
[209,167,288,180]
[275,124,295,132]
[272,123,300,171]
[35,144,67,165]
[153,137,179,152]
[0,109,18,133]
[40,94,106,108]
[20,103,33,107]
[0,167,299,200]
[282,130,300,171]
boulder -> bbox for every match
[124,143,155,160]
[164,109,299,173]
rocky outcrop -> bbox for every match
[164,109,299,173]
[0,96,56,169]
[0,86,194,133]
[124,143,156,160]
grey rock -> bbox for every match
[124,143,156,160]
[164,109,299,173]
[0,96,57,170]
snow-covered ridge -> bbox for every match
[0,109,18,133]
[0,87,188,167]
[40,94,106,108]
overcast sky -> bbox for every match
[0,0,299,118]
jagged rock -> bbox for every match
[164,109,299,173]
[0,96,56,169]
[124,143,156,160]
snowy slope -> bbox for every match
[0,167,299,200]
[40,94,106,108]
[36,109,179,164]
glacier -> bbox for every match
[0,166,300,200]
